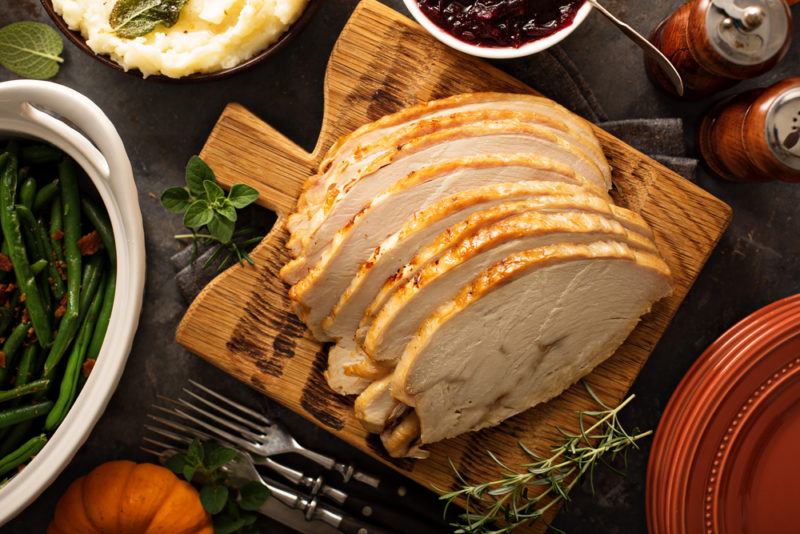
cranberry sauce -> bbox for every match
[417,0,585,49]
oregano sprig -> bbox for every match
[166,439,271,534]
[440,383,651,533]
[161,155,262,270]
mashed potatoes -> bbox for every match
[52,0,309,78]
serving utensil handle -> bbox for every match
[341,493,442,534]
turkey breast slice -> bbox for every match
[353,375,403,433]
[325,344,371,395]
[282,153,589,285]
[390,241,672,444]
[321,181,612,395]
[289,107,609,248]
[297,93,600,222]
[350,201,653,350]
[318,93,597,176]
[362,211,661,363]
[285,121,611,260]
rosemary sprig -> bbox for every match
[441,383,651,534]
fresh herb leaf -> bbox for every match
[164,451,187,475]
[228,184,259,209]
[203,180,225,204]
[216,200,238,222]
[185,439,204,468]
[109,0,189,39]
[238,481,270,511]
[200,484,229,515]
[207,213,235,243]
[0,22,64,80]
[205,444,237,472]
[214,513,258,534]
[184,200,213,228]
[160,187,191,213]
[185,155,215,197]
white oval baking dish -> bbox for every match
[0,80,145,525]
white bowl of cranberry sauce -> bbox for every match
[404,0,592,59]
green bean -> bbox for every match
[16,205,64,300]
[49,197,64,263]
[0,323,30,387]
[0,422,32,458]
[78,254,104,324]
[45,275,104,431]
[20,143,61,165]
[33,180,58,213]
[0,156,51,347]
[0,401,52,430]
[15,344,39,388]
[30,260,47,275]
[0,379,49,403]
[0,434,46,477]
[0,303,14,339]
[81,199,116,266]
[18,176,36,210]
[41,159,82,377]
[86,269,115,363]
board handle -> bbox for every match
[200,103,318,219]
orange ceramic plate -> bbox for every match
[647,294,800,534]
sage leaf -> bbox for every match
[0,22,64,80]
[185,155,215,197]
[228,184,259,209]
[160,187,191,213]
[109,0,189,39]
[164,451,187,476]
[200,484,229,515]
[238,481,270,511]
[208,213,234,244]
[184,200,213,228]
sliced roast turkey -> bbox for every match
[284,121,611,261]
[289,107,609,250]
[282,153,589,285]
[362,210,659,363]
[389,241,672,444]
[291,93,603,239]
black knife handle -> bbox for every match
[342,492,443,534]
[338,514,399,534]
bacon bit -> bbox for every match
[54,294,67,319]
[27,327,35,339]
[4,283,16,294]
[78,231,103,256]
[19,292,26,303]
[0,253,12,272]
[82,359,95,378]
[52,229,64,241]
[55,259,66,280]
[0,351,5,369]
[21,308,29,324]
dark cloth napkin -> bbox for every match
[171,48,697,301]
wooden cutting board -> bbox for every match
[177,0,731,528]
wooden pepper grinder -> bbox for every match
[647,0,794,99]
[699,77,800,182]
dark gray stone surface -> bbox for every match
[2,1,800,532]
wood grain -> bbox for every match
[176,1,732,530]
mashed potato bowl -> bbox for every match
[41,0,317,80]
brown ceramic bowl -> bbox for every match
[40,0,319,81]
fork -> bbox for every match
[142,439,395,534]
[150,383,446,533]
[181,380,378,486]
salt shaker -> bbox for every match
[647,0,794,99]
[699,77,800,182]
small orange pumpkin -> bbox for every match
[48,460,213,534]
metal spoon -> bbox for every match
[587,0,685,97]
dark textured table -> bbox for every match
[2,1,800,532]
